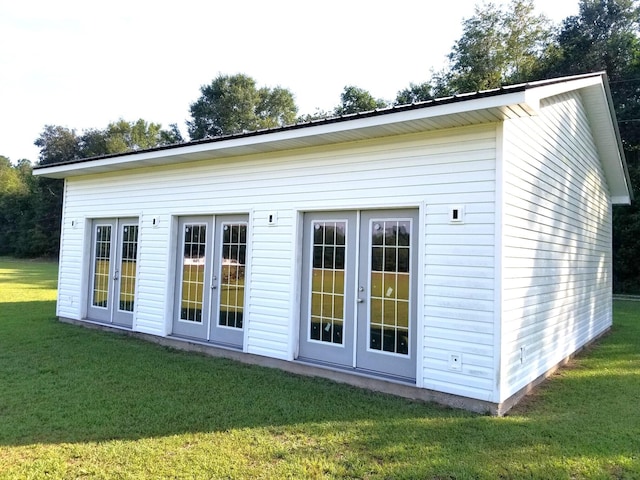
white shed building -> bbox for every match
[34,72,632,414]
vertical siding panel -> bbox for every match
[500,92,612,401]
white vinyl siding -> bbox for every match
[500,92,612,401]
[56,124,497,397]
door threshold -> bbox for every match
[79,318,132,331]
[167,334,243,352]
[295,357,416,386]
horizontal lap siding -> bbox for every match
[56,188,84,319]
[422,158,496,400]
[500,93,612,401]
[60,125,497,386]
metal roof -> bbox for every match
[33,72,631,203]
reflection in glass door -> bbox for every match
[299,210,418,381]
[87,218,139,328]
[172,215,248,348]
[298,212,356,367]
[173,217,212,339]
[356,212,417,380]
[210,216,248,348]
[112,223,139,327]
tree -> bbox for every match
[536,0,640,293]
[433,0,551,95]
[34,125,80,166]
[534,0,640,293]
[334,86,388,115]
[538,0,640,80]
[0,157,41,256]
[187,74,298,140]
[102,119,183,154]
[10,118,183,258]
[256,87,298,129]
[395,83,433,105]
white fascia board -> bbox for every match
[527,73,631,204]
[523,75,605,107]
[612,195,632,205]
[34,91,535,179]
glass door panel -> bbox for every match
[369,219,411,355]
[210,216,248,348]
[310,220,347,344]
[172,217,212,339]
[92,224,112,309]
[172,214,248,348]
[357,211,418,380]
[87,218,138,327]
[88,220,116,323]
[298,212,356,367]
[112,222,138,327]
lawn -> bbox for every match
[0,258,638,479]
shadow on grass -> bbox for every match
[0,301,639,478]
[0,301,461,447]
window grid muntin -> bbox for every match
[180,224,206,323]
[118,224,138,313]
[369,219,411,355]
[310,220,346,345]
[92,225,111,308]
[219,223,247,329]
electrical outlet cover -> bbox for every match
[449,353,462,371]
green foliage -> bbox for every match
[1,258,639,479]
[334,85,388,115]
[187,74,298,140]
[431,0,640,292]
[0,156,28,196]
[102,119,182,154]
[34,119,183,163]
[0,158,59,258]
[538,0,640,80]
[394,82,433,105]
[0,118,182,258]
[433,0,551,95]
[532,0,640,292]
[34,125,81,166]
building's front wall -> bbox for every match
[499,91,613,401]
[57,124,498,402]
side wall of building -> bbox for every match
[500,91,613,401]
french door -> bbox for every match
[172,215,247,348]
[87,218,139,328]
[298,209,418,381]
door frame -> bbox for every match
[209,215,249,348]
[172,216,213,340]
[171,213,249,349]
[86,217,139,328]
[298,211,357,367]
[355,210,419,381]
[297,207,422,382]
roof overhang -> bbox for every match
[33,72,631,204]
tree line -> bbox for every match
[1,0,639,291]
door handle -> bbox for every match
[113,270,119,280]
[211,275,217,289]
[357,298,364,303]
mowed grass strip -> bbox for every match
[0,257,638,479]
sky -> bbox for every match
[0,0,580,164]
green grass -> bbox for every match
[0,257,639,479]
